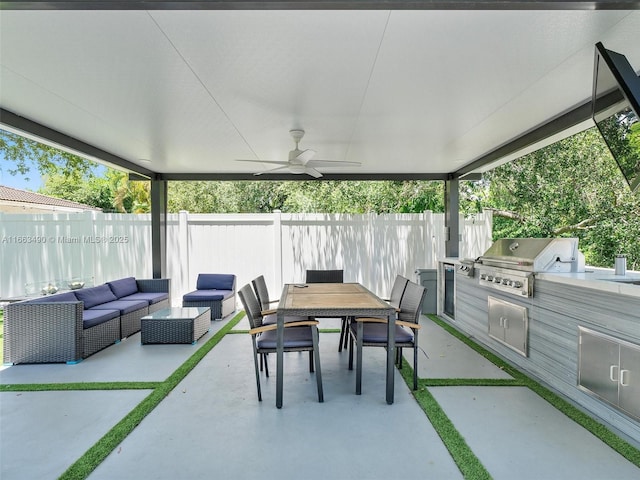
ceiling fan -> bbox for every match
[236,129,360,178]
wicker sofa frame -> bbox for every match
[3,301,119,364]
[3,278,171,365]
[182,274,236,320]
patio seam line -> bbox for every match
[57,310,245,480]
[426,314,640,468]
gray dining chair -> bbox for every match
[305,269,348,351]
[384,275,410,310]
[238,284,323,403]
[348,280,426,392]
[252,275,308,326]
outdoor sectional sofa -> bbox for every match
[3,277,170,365]
[182,273,236,320]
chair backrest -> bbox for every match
[238,284,264,329]
[305,269,344,283]
[251,275,271,310]
[398,281,426,325]
[389,275,409,308]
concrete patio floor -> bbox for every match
[1,314,639,480]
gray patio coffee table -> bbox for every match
[141,307,211,345]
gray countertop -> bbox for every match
[536,268,640,299]
[438,259,640,299]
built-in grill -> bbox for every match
[474,238,584,297]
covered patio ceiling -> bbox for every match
[1,2,640,182]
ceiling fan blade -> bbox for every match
[253,165,290,176]
[306,159,361,168]
[236,159,290,166]
[295,149,316,164]
[304,167,323,178]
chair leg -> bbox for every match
[355,321,364,395]
[338,317,347,352]
[348,330,354,370]
[413,345,418,390]
[264,354,269,377]
[309,351,314,372]
[342,317,350,351]
[311,326,324,402]
[251,339,262,401]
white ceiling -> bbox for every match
[1,7,640,179]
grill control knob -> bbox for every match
[502,279,510,285]
[513,281,523,288]
[493,277,502,283]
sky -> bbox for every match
[0,156,43,191]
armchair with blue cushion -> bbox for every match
[182,273,236,319]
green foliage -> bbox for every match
[168,179,443,214]
[0,130,95,181]
[481,128,640,270]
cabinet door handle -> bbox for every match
[609,365,619,382]
[620,369,630,387]
[503,318,508,329]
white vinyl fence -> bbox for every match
[0,210,492,305]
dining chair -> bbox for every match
[305,269,348,351]
[252,275,308,326]
[252,275,278,312]
[305,269,344,284]
[238,284,324,403]
[348,280,426,392]
[384,275,410,310]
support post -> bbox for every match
[444,176,460,258]
[151,179,167,279]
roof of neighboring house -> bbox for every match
[0,185,102,212]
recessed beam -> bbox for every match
[1,1,638,10]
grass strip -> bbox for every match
[421,377,524,387]
[398,359,491,480]
[58,311,244,480]
[427,314,640,468]
[0,382,159,392]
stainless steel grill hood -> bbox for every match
[475,238,585,297]
[478,238,584,273]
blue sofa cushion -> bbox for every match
[107,277,139,298]
[183,289,233,302]
[27,291,78,304]
[120,292,169,305]
[196,274,235,291]
[82,308,120,329]
[74,284,118,309]
[90,299,148,315]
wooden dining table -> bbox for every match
[275,282,397,408]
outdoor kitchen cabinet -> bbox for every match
[488,296,528,357]
[578,327,640,421]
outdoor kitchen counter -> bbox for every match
[449,264,640,445]
[536,267,640,299]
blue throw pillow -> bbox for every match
[108,277,138,298]
[196,274,235,291]
[75,284,118,309]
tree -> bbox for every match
[0,130,95,181]
[475,128,640,270]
